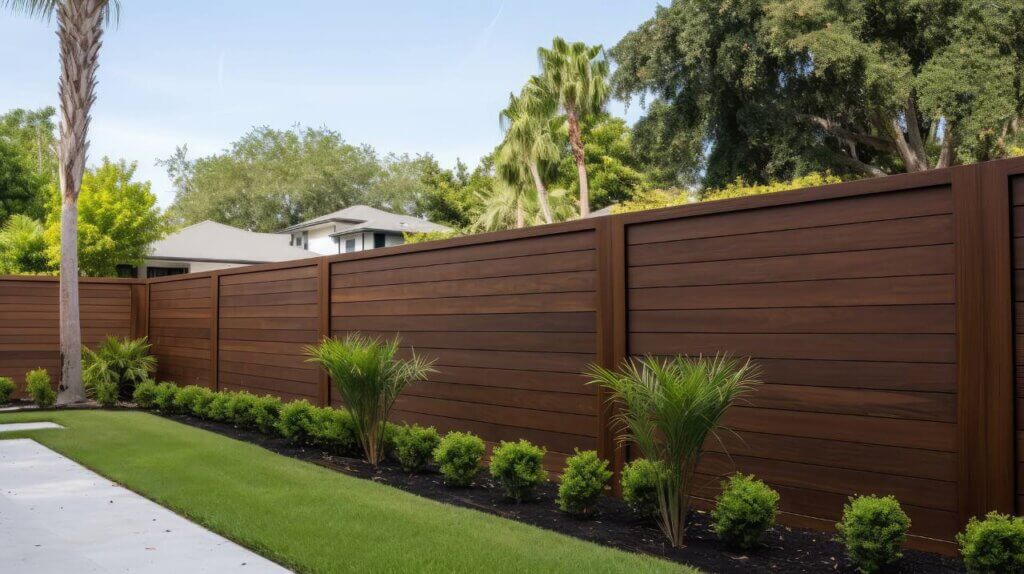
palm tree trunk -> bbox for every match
[55,0,105,405]
[565,107,590,217]
[527,161,553,224]
[515,200,525,229]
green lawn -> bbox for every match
[0,410,689,573]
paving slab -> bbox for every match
[0,438,290,573]
[0,422,63,433]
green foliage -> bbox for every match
[0,139,44,225]
[132,380,159,408]
[171,385,208,415]
[587,355,759,547]
[204,392,233,422]
[152,382,180,412]
[393,424,441,473]
[434,431,486,487]
[91,380,119,407]
[835,495,911,573]
[43,158,166,277]
[306,334,435,465]
[711,474,780,550]
[223,392,259,428]
[489,439,547,502]
[703,172,843,202]
[611,0,1024,185]
[250,395,283,435]
[0,376,15,404]
[621,458,663,517]
[956,512,1024,574]
[554,115,647,210]
[556,449,612,516]
[402,230,463,244]
[305,406,358,455]
[278,399,317,444]
[82,336,157,401]
[0,107,55,223]
[0,214,51,274]
[25,368,54,407]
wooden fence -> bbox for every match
[3,157,1024,552]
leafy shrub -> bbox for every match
[394,424,441,473]
[306,334,435,465]
[434,431,485,487]
[204,392,233,421]
[251,395,283,435]
[132,380,159,408]
[306,407,358,455]
[92,380,119,407]
[712,474,780,550]
[489,439,547,502]
[152,382,179,412]
[25,368,55,407]
[957,512,1024,574]
[557,449,612,516]
[172,385,208,415]
[621,458,663,517]
[278,400,317,444]
[188,387,216,418]
[835,495,910,573]
[82,336,157,400]
[0,376,15,404]
[225,392,260,428]
[588,355,759,547]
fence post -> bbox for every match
[130,282,149,340]
[595,216,627,492]
[952,162,1015,525]
[318,258,330,407]
[210,272,220,392]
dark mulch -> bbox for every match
[156,413,965,574]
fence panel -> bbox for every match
[149,275,213,388]
[0,277,135,397]
[1013,175,1024,515]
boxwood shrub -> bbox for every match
[489,439,547,502]
[393,424,441,473]
[306,406,358,455]
[151,382,179,412]
[712,474,779,550]
[434,431,485,487]
[621,458,662,517]
[171,385,208,415]
[278,399,317,444]
[25,368,55,408]
[132,380,159,408]
[0,376,16,404]
[957,511,1024,574]
[204,391,233,421]
[92,380,119,407]
[835,495,910,573]
[557,449,612,516]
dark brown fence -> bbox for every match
[3,157,1024,552]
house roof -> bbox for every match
[278,205,451,235]
[148,221,315,264]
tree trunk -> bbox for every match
[55,0,105,406]
[527,161,553,224]
[515,200,525,229]
[565,106,590,217]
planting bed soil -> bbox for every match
[165,412,964,574]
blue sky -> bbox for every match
[1,1,662,207]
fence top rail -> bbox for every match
[7,156,1024,289]
[0,275,144,284]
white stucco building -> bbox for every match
[278,205,451,256]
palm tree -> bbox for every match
[533,37,609,217]
[4,0,121,405]
[497,89,562,224]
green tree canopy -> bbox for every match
[44,158,166,277]
[0,214,50,274]
[553,114,647,210]
[163,126,454,233]
[612,0,1024,187]
[0,139,45,223]
[0,106,57,181]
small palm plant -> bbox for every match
[306,334,435,466]
[83,336,157,401]
[587,354,759,548]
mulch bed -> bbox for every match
[158,412,965,574]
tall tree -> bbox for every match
[5,0,121,405]
[612,0,1024,186]
[532,38,610,217]
[0,139,44,222]
[0,106,58,179]
[553,114,647,210]
[0,214,51,274]
[497,89,562,224]
[43,159,166,277]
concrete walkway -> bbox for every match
[0,422,63,433]
[0,438,290,573]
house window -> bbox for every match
[302,231,309,250]
[115,265,137,278]
[345,239,356,253]
[373,233,386,249]
[147,266,187,278]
